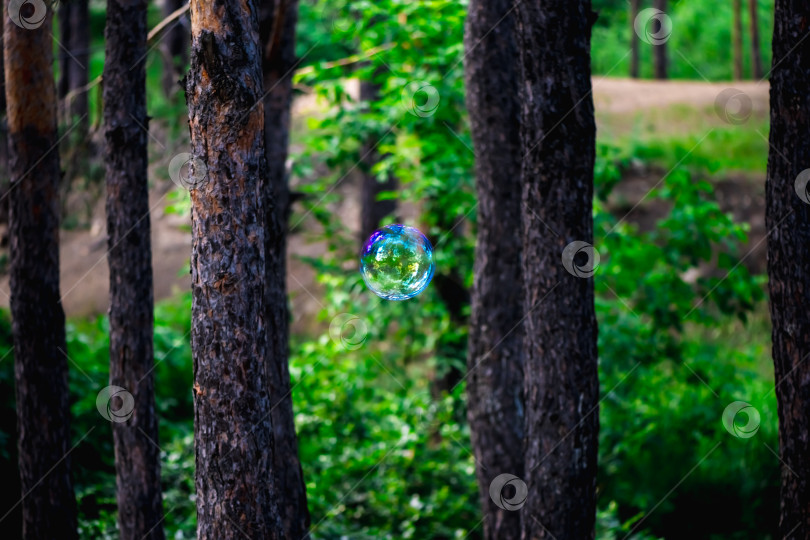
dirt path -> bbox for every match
[0,78,772,322]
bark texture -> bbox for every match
[733,0,744,79]
[515,1,599,538]
[464,0,524,537]
[766,1,810,537]
[653,0,668,79]
[58,0,89,127]
[4,5,78,538]
[103,1,165,538]
[187,1,285,537]
[259,1,311,537]
[749,0,764,78]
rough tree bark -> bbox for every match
[733,0,744,79]
[515,1,599,538]
[4,4,78,538]
[359,79,397,243]
[749,0,764,79]
[161,0,188,97]
[258,0,311,537]
[653,0,668,79]
[464,0,524,537]
[766,0,810,537]
[58,0,89,129]
[630,0,640,78]
[103,1,165,538]
[186,0,285,537]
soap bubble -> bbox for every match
[360,224,435,300]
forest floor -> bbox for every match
[0,78,771,331]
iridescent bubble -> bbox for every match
[360,224,435,300]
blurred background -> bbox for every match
[0,0,780,538]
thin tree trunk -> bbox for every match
[733,0,744,79]
[515,1,599,538]
[161,0,188,97]
[187,1,285,537]
[766,0,810,537]
[259,0,311,537]
[464,0,524,535]
[630,0,640,78]
[103,1,164,538]
[653,0,668,79]
[58,0,89,129]
[749,0,764,78]
[0,19,8,227]
[359,79,397,243]
[4,4,78,538]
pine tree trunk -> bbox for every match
[733,0,744,79]
[103,1,165,538]
[464,0,524,537]
[4,6,78,538]
[359,79,397,243]
[630,0,640,78]
[57,0,89,129]
[766,0,810,536]
[749,0,764,78]
[653,0,668,79]
[186,1,285,537]
[259,1,311,537]
[515,1,599,538]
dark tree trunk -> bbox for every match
[359,79,397,243]
[186,1,285,538]
[749,0,764,78]
[4,6,78,539]
[515,1,599,539]
[258,1,311,537]
[0,20,8,226]
[464,0,524,535]
[103,1,165,539]
[766,1,810,537]
[653,0,668,79]
[161,0,188,97]
[58,0,89,129]
[630,0,640,78]
[733,0,744,79]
